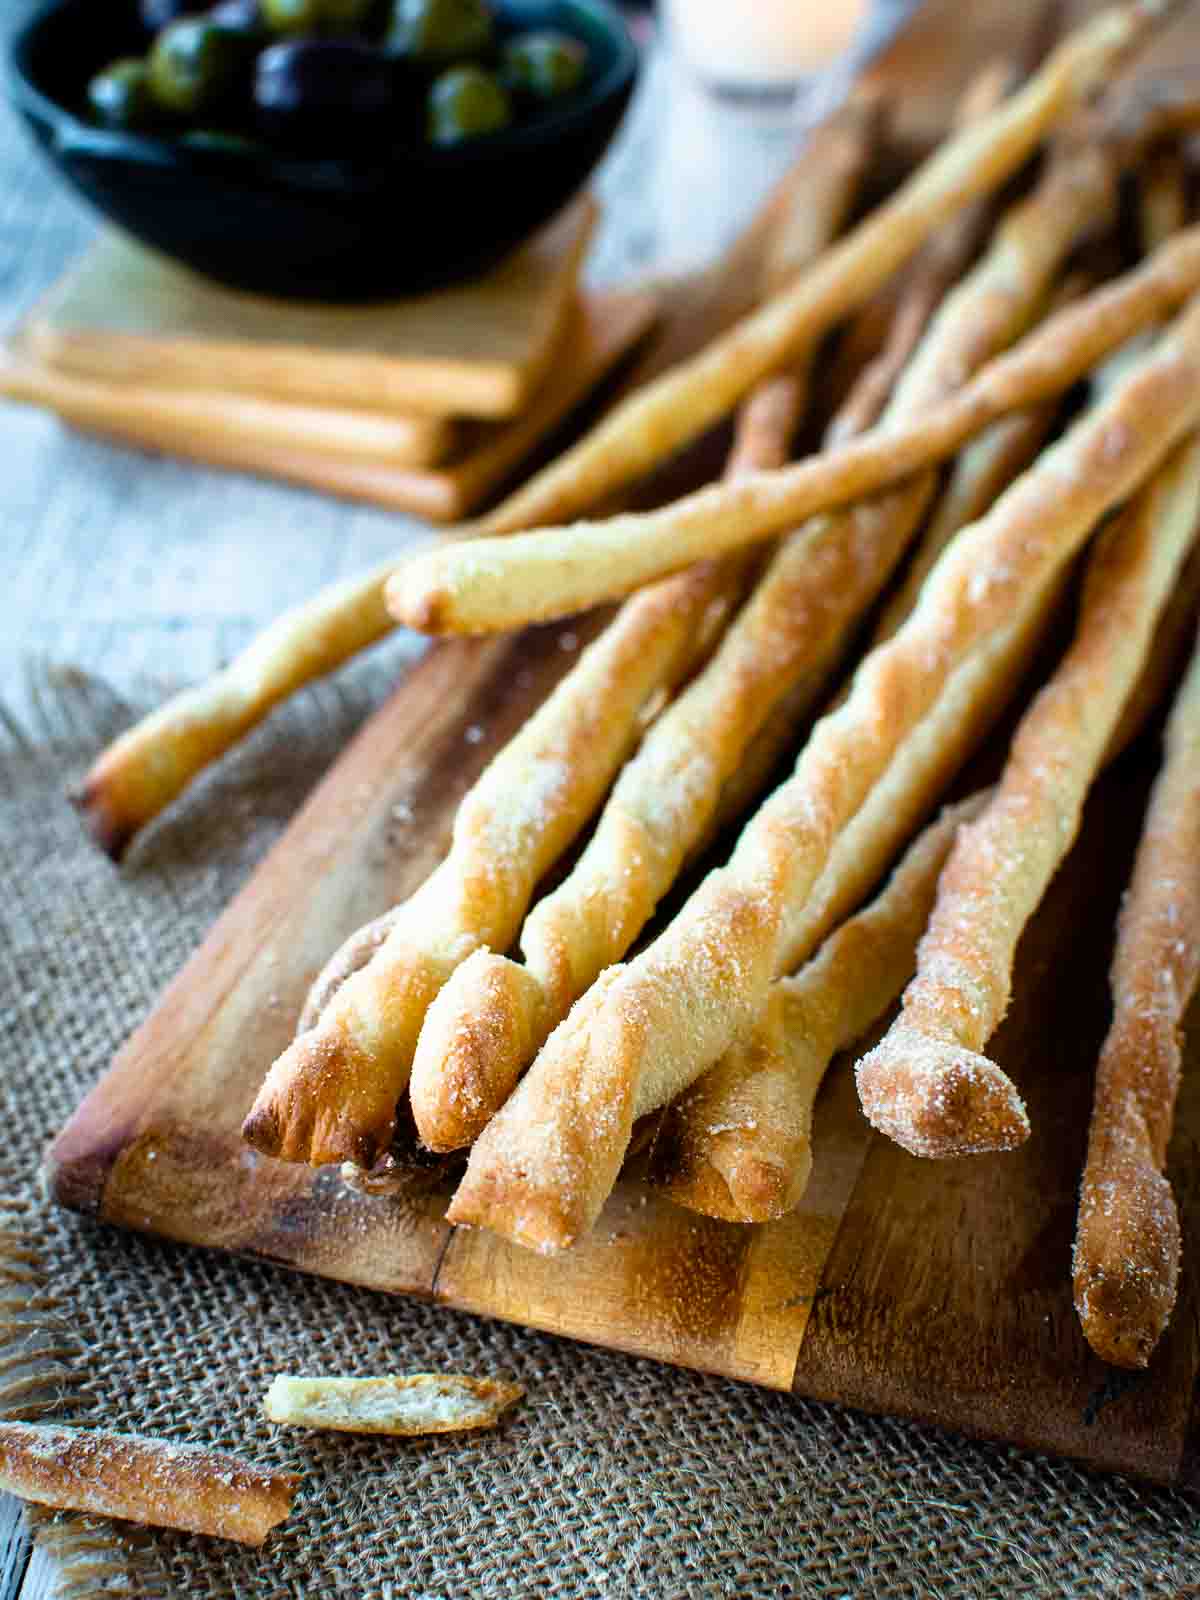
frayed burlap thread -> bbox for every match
[1,646,1199,1599]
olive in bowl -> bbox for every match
[254,37,397,149]
[5,0,637,300]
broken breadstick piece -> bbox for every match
[0,1421,297,1547]
[263,1373,524,1435]
[654,792,988,1223]
[857,428,1200,1159]
[1073,626,1200,1369]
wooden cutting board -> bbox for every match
[44,0,1200,1488]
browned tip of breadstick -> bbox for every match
[0,1422,298,1547]
[1074,1145,1181,1369]
[68,769,132,861]
[855,1028,1030,1158]
[410,949,545,1153]
[263,1373,523,1435]
[242,1033,394,1168]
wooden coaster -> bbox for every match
[3,289,658,523]
[0,336,456,470]
[25,196,597,421]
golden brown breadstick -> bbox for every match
[447,304,1200,1252]
[653,792,988,1222]
[0,1422,297,1546]
[412,106,1104,1153]
[857,429,1200,1159]
[1073,628,1200,1368]
[73,559,397,858]
[389,229,1200,635]
[469,3,1160,541]
[244,154,866,1170]
[263,1373,523,1434]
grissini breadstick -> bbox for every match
[244,136,871,1171]
[653,793,989,1223]
[73,559,398,859]
[68,90,878,864]
[857,428,1200,1159]
[1073,627,1200,1368]
[389,229,1200,635]
[447,303,1200,1252]
[0,1422,297,1546]
[412,100,1106,1153]
[466,2,1162,542]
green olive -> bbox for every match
[500,31,587,100]
[147,18,246,115]
[388,0,494,65]
[87,59,158,130]
[427,64,510,143]
[262,0,325,32]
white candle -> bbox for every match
[665,0,869,89]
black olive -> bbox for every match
[254,38,395,149]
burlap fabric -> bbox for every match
[0,656,1196,1599]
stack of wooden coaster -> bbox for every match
[1,196,657,522]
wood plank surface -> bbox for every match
[41,0,1200,1494]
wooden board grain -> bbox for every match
[26,196,596,420]
[42,0,1200,1489]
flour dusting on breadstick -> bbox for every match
[1074,627,1200,1368]
[858,429,1200,1158]
[449,303,1200,1252]
[0,1422,297,1546]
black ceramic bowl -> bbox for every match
[6,0,637,300]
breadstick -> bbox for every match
[0,1422,297,1546]
[1073,628,1200,1368]
[447,304,1200,1252]
[412,101,1103,1154]
[263,1373,523,1434]
[857,428,1200,1159]
[73,559,397,858]
[68,92,877,864]
[653,793,988,1222]
[467,3,1160,542]
[243,142,873,1171]
[389,229,1200,635]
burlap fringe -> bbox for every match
[0,1207,163,1598]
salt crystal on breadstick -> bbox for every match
[412,89,1112,1154]
[857,428,1200,1159]
[654,793,988,1223]
[244,138,874,1170]
[467,3,1164,542]
[0,1422,297,1546]
[448,302,1200,1252]
[390,230,1200,636]
[1073,626,1200,1368]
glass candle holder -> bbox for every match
[663,0,872,99]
